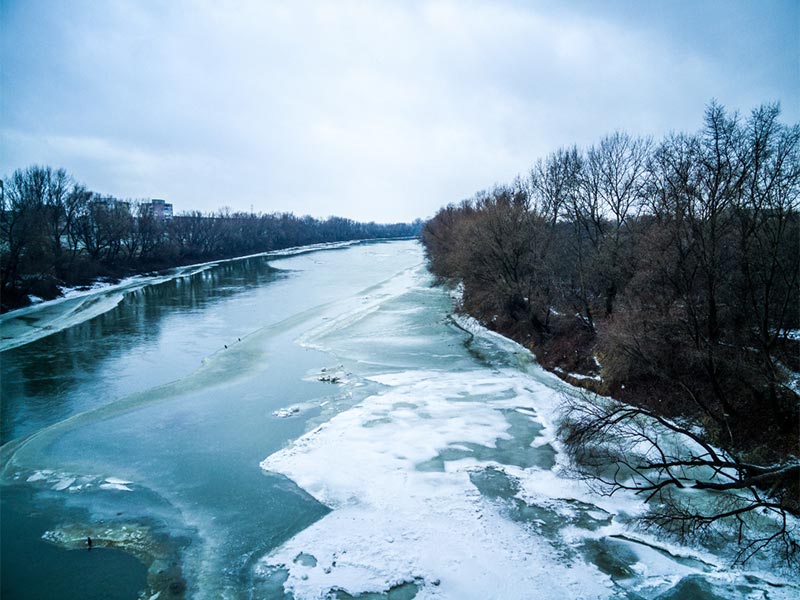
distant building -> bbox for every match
[85,196,172,220]
[147,198,173,220]
[89,195,131,212]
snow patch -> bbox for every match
[259,370,616,598]
[553,367,602,382]
[258,349,799,597]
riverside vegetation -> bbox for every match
[422,102,800,566]
[0,169,422,312]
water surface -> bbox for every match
[1,241,425,598]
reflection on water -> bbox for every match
[0,241,426,599]
[1,257,286,444]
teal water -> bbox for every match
[0,240,430,598]
[1,486,148,600]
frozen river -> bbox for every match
[0,240,795,599]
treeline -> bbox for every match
[422,102,799,465]
[0,166,422,311]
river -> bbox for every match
[0,240,795,599]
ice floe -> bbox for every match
[259,370,620,598]
[273,406,302,418]
[99,482,134,492]
[259,364,799,598]
[553,367,602,382]
[0,240,367,353]
[14,469,135,493]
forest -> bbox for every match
[0,168,421,312]
[422,102,800,562]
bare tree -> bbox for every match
[559,392,800,567]
[733,105,800,421]
[1,167,50,293]
[578,133,653,317]
[419,101,799,568]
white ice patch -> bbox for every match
[0,240,365,352]
[259,358,799,598]
[104,477,133,485]
[296,264,423,354]
[553,367,602,382]
[99,483,133,492]
[306,365,351,385]
[273,406,301,418]
[259,370,614,599]
[52,477,76,491]
[451,313,528,356]
[26,471,49,482]
[19,470,135,493]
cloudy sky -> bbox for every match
[1,0,797,222]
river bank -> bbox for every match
[1,237,418,314]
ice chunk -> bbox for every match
[52,478,76,491]
[273,407,301,418]
[104,477,133,485]
[99,483,133,492]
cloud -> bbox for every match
[1,0,795,221]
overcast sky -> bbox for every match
[1,0,797,222]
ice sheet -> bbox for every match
[260,370,618,598]
[260,366,799,598]
[0,240,366,352]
